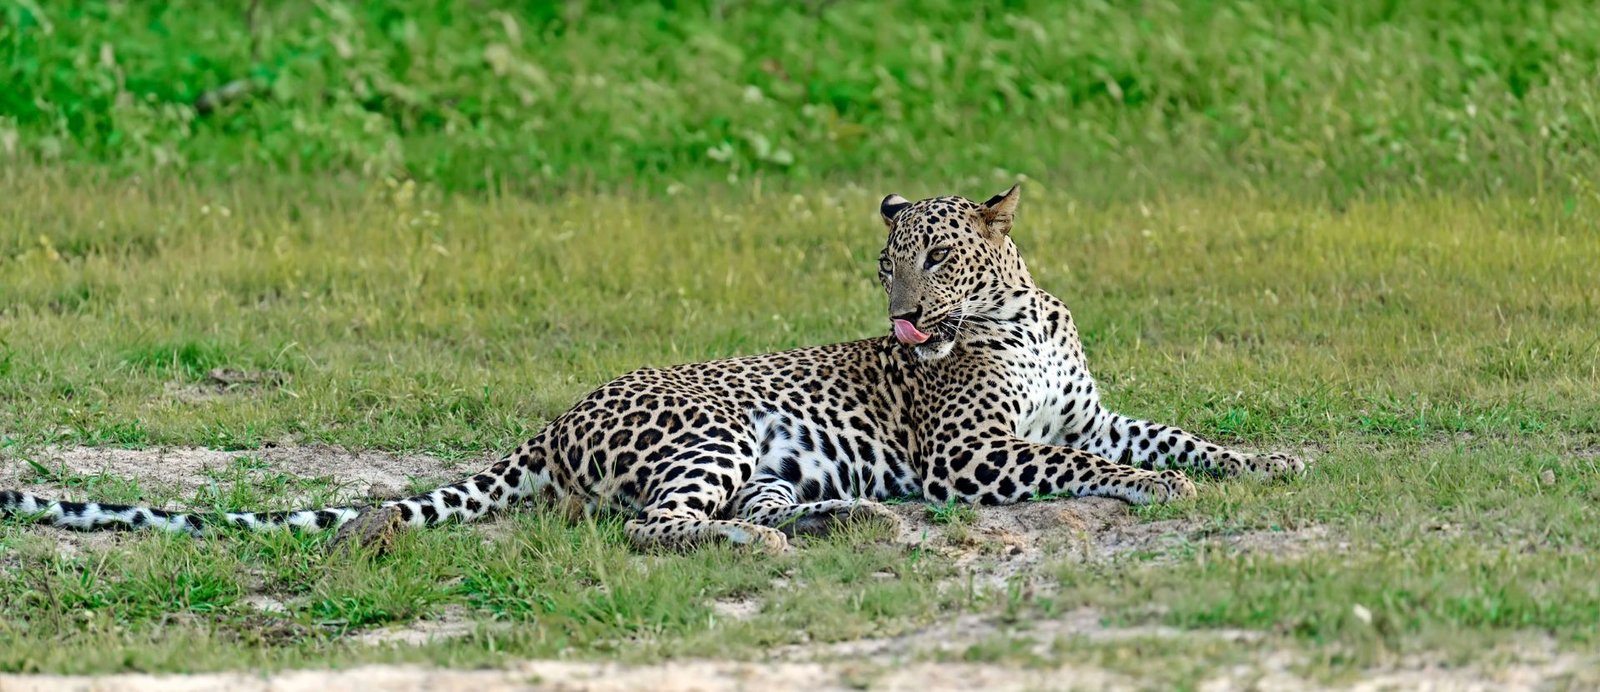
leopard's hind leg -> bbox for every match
[622,448,789,553]
[730,477,902,538]
[624,512,788,553]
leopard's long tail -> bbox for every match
[0,441,551,536]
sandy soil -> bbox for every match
[0,444,466,502]
[1,654,1588,692]
[0,660,1120,692]
[882,493,1334,588]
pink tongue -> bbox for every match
[892,318,931,345]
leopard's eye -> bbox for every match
[924,247,950,268]
[878,257,893,275]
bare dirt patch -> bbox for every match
[242,593,290,615]
[1,654,1589,692]
[708,595,763,621]
[0,660,1127,692]
[881,496,1335,588]
[353,605,485,647]
[773,608,1263,664]
[0,444,472,505]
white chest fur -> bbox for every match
[1003,332,1099,445]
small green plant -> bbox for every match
[926,499,977,526]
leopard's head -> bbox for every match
[877,185,1034,361]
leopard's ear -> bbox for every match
[880,194,911,229]
[979,184,1021,237]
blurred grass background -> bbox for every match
[5,0,1600,199]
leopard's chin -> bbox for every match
[912,337,957,362]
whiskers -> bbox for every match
[939,296,1003,342]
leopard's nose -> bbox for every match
[890,308,922,326]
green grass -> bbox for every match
[4,166,1596,452]
[2,165,1599,678]
[1106,437,1600,653]
[0,508,953,674]
[5,1,1600,680]
[7,0,1600,199]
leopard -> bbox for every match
[1,185,1304,553]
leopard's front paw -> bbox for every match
[719,523,793,554]
[1245,452,1306,479]
[1157,469,1198,501]
[754,526,793,554]
[847,500,905,533]
[1132,469,1197,504]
